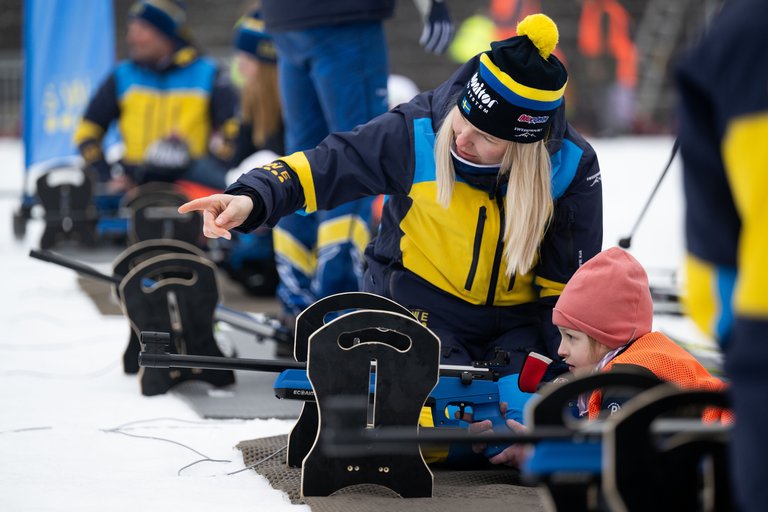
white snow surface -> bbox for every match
[0,136,714,510]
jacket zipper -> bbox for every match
[464,206,486,291]
[566,207,575,268]
[485,190,505,306]
[506,272,516,291]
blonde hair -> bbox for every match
[588,336,612,363]
[241,62,282,148]
[435,107,553,276]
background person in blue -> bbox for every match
[676,0,768,509]
[259,0,455,339]
[74,0,238,194]
[180,14,602,375]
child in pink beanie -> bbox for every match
[472,247,729,467]
[552,246,727,420]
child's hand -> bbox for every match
[487,418,530,466]
[465,402,532,467]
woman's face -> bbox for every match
[236,52,260,82]
[451,111,508,165]
[556,327,611,376]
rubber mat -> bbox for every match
[237,435,545,512]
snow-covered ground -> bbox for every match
[0,136,716,510]
[0,138,307,512]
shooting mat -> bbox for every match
[237,435,544,512]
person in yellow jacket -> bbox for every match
[74,0,238,194]
[675,1,768,508]
[471,247,728,466]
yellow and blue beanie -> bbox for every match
[130,0,190,46]
[233,10,276,63]
[457,13,567,143]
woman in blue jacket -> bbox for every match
[181,14,602,375]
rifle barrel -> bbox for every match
[29,249,290,343]
[29,249,121,284]
[139,352,306,373]
[139,350,499,379]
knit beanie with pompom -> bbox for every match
[456,13,568,142]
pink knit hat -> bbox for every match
[552,247,653,349]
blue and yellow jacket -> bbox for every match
[676,0,768,347]
[73,46,238,170]
[230,55,602,328]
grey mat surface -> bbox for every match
[173,328,302,419]
[237,435,545,512]
[172,371,302,419]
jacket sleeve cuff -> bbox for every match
[227,186,267,232]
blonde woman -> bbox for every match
[231,9,284,164]
[180,14,603,376]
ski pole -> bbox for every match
[618,138,680,249]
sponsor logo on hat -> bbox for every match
[514,126,543,138]
[518,114,549,124]
[461,97,471,114]
[467,72,499,113]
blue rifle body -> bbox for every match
[274,368,530,457]
[138,336,532,459]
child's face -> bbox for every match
[556,327,611,376]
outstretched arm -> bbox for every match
[180,96,423,239]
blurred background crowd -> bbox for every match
[0,0,722,139]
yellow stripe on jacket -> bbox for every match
[273,227,316,276]
[722,112,768,317]
[280,152,316,213]
[317,215,371,253]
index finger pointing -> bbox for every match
[178,197,211,214]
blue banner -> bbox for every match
[23,0,115,171]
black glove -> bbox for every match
[143,136,191,171]
[138,136,192,183]
[419,0,455,55]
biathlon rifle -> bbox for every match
[28,248,291,344]
[139,331,523,457]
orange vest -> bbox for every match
[587,331,730,422]
[578,0,637,88]
[491,0,540,40]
